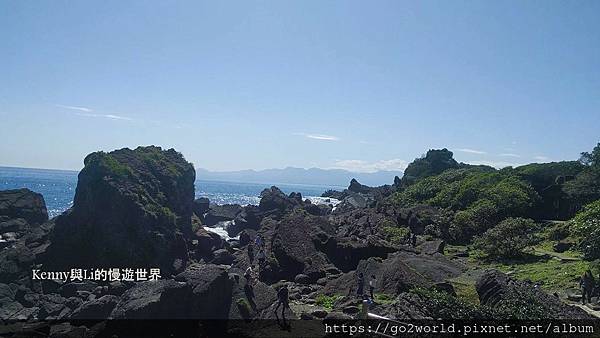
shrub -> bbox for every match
[473,218,537,259]
[315,294,342,310]
[382,225,410,245]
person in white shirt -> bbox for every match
[369,275,377,300]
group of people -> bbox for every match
[356,272,378,301]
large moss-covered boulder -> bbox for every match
[46,146,196,274]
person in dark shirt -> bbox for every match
[357,272,364,298]
[274,284,290,321]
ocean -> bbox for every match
[0,166,343,219]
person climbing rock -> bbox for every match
[356,272,364,298]
[255,234,264,248]
[244,266,254,288]
[247,242,254,263]
[257,248,266,268]
[274,284,290,322]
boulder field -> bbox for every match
[0,146,592,337]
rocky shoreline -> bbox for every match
[0,146,592,337]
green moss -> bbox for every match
[373,293,394,305]
[382,225,409,245]
[477,255,588,292]
[450,281,480,306]
[315,294,342,311]
[236,298,252,318]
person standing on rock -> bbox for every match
[411,233,417,247]
[274,284,290,322]
[257,248,266,268]
[369,275,377,300]
[580,270,595,305]
[247,242,255,263]
[255,234,264,249]
[356,272,365,298]
[245,266,254,287]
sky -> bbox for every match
[1,0,599,173]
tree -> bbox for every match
[473,218,537,259]
[579,143,600,167]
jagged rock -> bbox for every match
[193,197,210,217]
[401,148,459,186]
[264,210,335,281]
[71,295,118,319]
[49,322,88,338]
[239,230,251,246]
[258,186,302,216]
[46,146,195,274]
[212,249,234,265]
[294,274,311,285]
[553,240,573,253]
[110,279,191,319]
[0,188,48,225]
[311,309,328,318]
[324,254,431,296]
[228,274,277,320]
[193,227,223,255]
[318,235,398,272]
[204,204,243,226]
[417,239,445,255]
[37,293,70,319]
[397,204,441,235]
[173,263,233,318]
[476,270,592,319]
[227,205,262,237]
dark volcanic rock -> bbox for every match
[476,270,592,319]
[110,279,190,319]
[71,295,118,319]
[258,186,302,216]
[193,197,210,217]
[173,263,233,318]
[46,146,195,274]
[203,204,242,226]
[266,210,335,282]
[324,253,431,296]
[0,188,48,225]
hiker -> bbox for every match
[257,248,266,268]
[356,272,364,298]
[411,233,417,247]
[274,284,290,322]
[580,270,595,305]
[369,275,377,300]
[255,234,264,248]
[244,266,254,287]
[247,242,254,263]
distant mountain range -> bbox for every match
[195,167,402,187]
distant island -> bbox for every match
[196,167,403,187]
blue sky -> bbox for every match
[1,0,599,172]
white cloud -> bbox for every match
[75,112,133,121]
[56,104,133,121]
[294,132,340,141]
[499,153,521,158]
[332,159,408,173]
[55,104,93,112]
[455,148,487,155]
[533,155,550,161]
[466,160,524,169]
